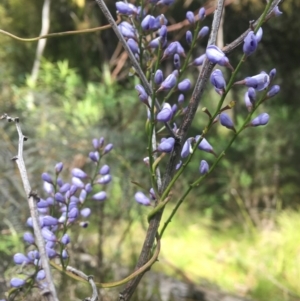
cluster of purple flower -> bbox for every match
[9,138,113,292]
[117,1,209,121]
[115,1,281,207]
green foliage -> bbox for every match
[158,208,300,301]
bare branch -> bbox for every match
[0,114,59,301]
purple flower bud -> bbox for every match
[210,69,226,93]
[97,174,112,184]
[55,192,65,203]
[118,22,136,39]
[103,143,113,154]
[173,53,181,69]
[41,173,53,184]
[55,162,63,174]
[267,85,280,98]
[157,103,173,122]
[149,188,156,200]
[99,137,104,148]
[157,14,168,26]
[162,41,185,60]
[186,11,195,24]
[89,151,100,162]
[195,135,214,154]
[273,6,282,16]
[68,206,79,218]
[72,177,85,189]
[37,199,49,208]
[181,138,193,158]
[14,253,30,265]
[26,217,33,227]
[178,94,185,104]
[199,160,209,175]
[176,160,182,170]
[127,38,139,54]
[42,215,58,227]
[99,164,110,175]
[255,27,263,43]
[193,54,206,66]
[162,42,177,58]
[36,269,46,281]
[23,232,35,244]
[79,189,87,203]
[159,25,167,38]
[243,31,258,56]
[197,26,209,39]
[42,228,56,242]
[178,79,191,92]
[72,168,87,179]
[92,138,100,149]
[244,90,253,112]
[61,233,70,245]
[27,250,40,261]
[116,2,136,15]
[70,195,79,204]
[248,87,256,103]
[46,197,54,206]
[198,7,206,20]
[206,45,233,70]
[85,183,92,193]
[81,208,91,218]
[154,70,164,86]
[135,192,151,206]
[58,183,69,194]
[38,207,48,215]
[62,249,69,259]
[57,178,64,187]
[156,73,177,92]
[269,68,276,81]
[43,181,53,194]
[250,113,270,127]
[46,247,57,258]
[135,84,149,105]
[141,15,156,30]
[172,104,177,115]
[219,113,235,130]
[10,278,26,288]
[243,72,270,91]
[92,191,107,201]
[175,41,185,57]
[186,30,193,45]
[148,37,161,49]
[172,69,179,77]
[157,137,175,153]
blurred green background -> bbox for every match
[0,0,299,300]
